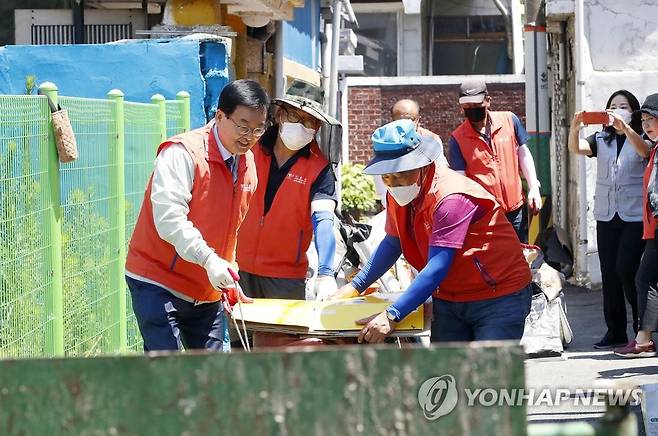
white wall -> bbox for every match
[585,0,658,72]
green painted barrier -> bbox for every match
[0,344,526,435]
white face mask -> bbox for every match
[279,122,316,150]
[613,108,632,124]
[387,183,421,206]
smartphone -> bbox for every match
[582,111,610,125]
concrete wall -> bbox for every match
[342,75,526,164]
[0,38,230,129]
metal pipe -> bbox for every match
[328,0,342,118]
[72,0,85,44]
[492,0,514,61]
[428,0,434,75]
[274,20,284,98]
[558,22,568,228]
[575,0,588,279]
[341,0,358,28]
[321,22,331,109]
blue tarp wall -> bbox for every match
[0,38,230,128]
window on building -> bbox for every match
[431,15,510,75]
[352,11,398,76]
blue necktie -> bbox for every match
[225,156,236,182]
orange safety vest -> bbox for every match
[385,163,531,302]
[236,140,329,279]
[643,146,658,240]
[451,111,524,212]
[126,123,257,302]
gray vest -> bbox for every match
[593,132,646,222]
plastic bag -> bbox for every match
[520,245,573,357]
[521,289,567,357]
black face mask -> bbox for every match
[464,107,486,122]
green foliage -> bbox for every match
[340,163,378,215]
[25,75,37,95]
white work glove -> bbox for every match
[527,184,542,216]
[314,275,338,301]
[203,253,235,290]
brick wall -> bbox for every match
[346,82,526,164]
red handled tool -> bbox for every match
[223,268,251,352]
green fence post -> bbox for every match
[152,94,167,144]
[176,91,191,132]
[108,89,127,353]
[38,82,65,357]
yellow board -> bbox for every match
[234,293,424,332]
[235,299,313,328]
[312,294,423,331]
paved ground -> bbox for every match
[525,284,658,433]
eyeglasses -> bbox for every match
[227,116,266,137]
[282,109,318,130]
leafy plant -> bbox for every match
[340,163,378,217]
[25,75,37,95]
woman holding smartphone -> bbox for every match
[568,89,648,349]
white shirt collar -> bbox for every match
[212,123,235,162]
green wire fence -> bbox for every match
[0,83,191,358]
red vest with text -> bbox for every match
[236,140,329,279]
[643,146,658,240]
[126,123,257,301]
[451,111,524,212]
[386,163,531,302]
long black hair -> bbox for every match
[603,89,642,141]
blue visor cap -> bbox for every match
[363,119,442,175]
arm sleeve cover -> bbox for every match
[312,210,336,276]
[387,246,456,321]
